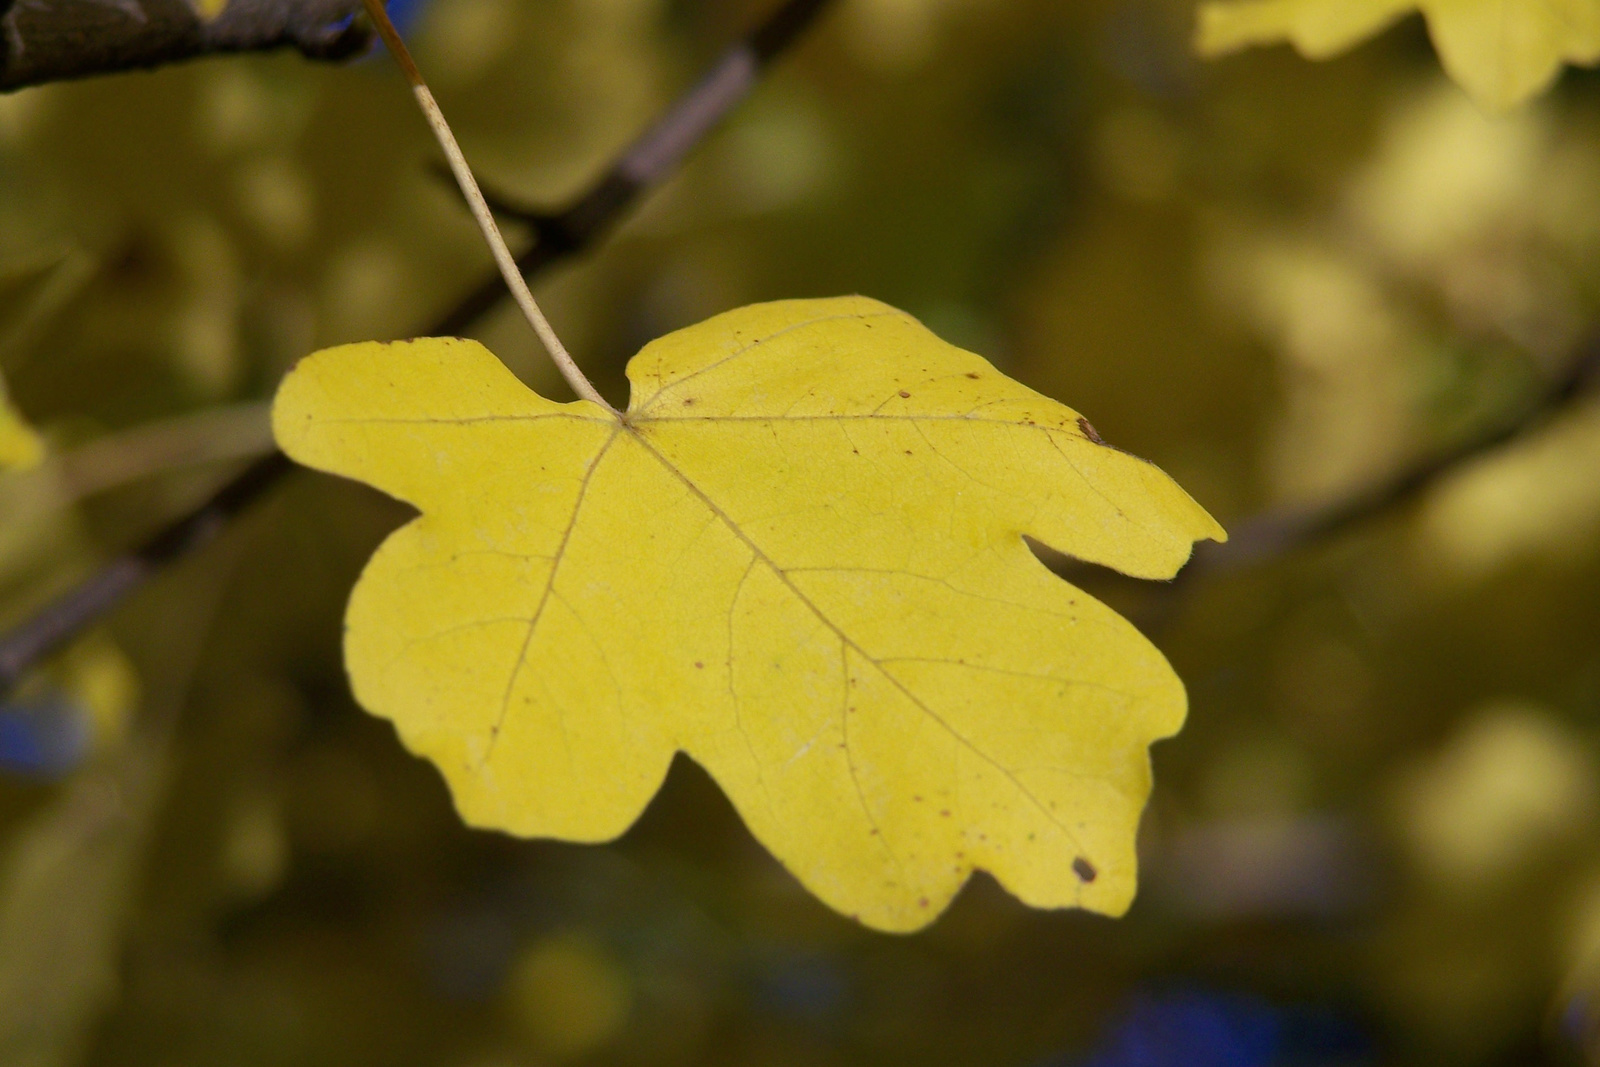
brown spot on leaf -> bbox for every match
[918,897,929,908]
[898,390,910,398]
[965,372,979,379]
[1073,857,1098,882]
[1077,417,1106,445]
[694,661,704,669]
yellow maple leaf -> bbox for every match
[272,296,1224,931]
[1197,0,1600,111]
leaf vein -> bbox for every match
[482,427,621,766]
[630,431,1089,854]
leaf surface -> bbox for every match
[1198,0,1600,110]
[272,296,1223,931]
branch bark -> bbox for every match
[1030,337,1600,634]
[1,0,368,92]
[0,0,838,696]
[1191,335,1600,574]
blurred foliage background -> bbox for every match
[3,0,1600,1064]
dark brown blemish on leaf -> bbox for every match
[965,372,979,379]
[898,390,910,398]
[683,398,695,406]
[1073,857,1098,882]
[694,661,704,669]
[940,809,951,817]
[1077,417,1106,445]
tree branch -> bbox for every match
[0,0,838,696]
[1189,334,1600,575]
[0,0,369,92]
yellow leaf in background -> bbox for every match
[1197,0,1600,111]
[0,635,146,1066]
[54,634,138,756]
[507,931,631,1056]
[0,393,41,471]
[272,297,1223,931]
[1198,0,1415,60]
[0,728,165,1067]
[193,0,229,19]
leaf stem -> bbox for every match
[359,0,618,415]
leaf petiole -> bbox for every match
[358,0,619,416]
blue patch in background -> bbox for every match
[0,691,90,777]
[1038,988,1372,1067]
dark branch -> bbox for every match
[0,451,292,689]
[1,0,369,92]
[0,0,837,696]
[1190,334,1600,575]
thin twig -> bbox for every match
[49,403,273,505]
[0,0,839,697]
[435,0,833,336]
[360,0,615,413]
